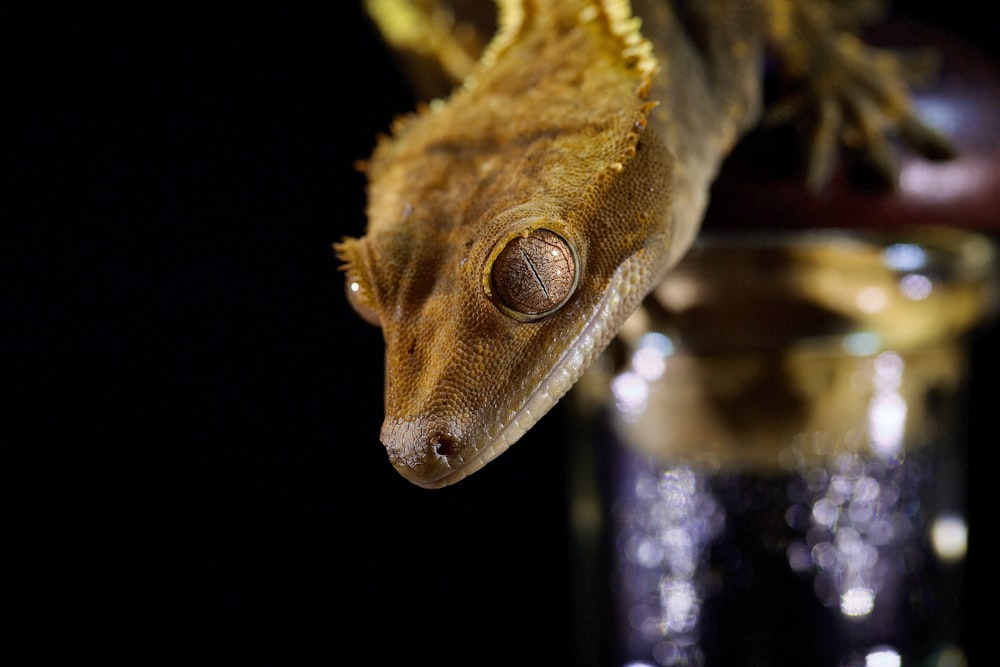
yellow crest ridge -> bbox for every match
[466,0,656,95]
[462,0,525,91]
[601,0,657,83]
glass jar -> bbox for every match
[568,226,997,667]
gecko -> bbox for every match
[336,0,951,488]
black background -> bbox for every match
[10,3,999,665]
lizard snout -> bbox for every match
[380,418,466,488]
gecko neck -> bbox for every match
[634,0,767,269]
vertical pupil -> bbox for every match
[491,229,577,316]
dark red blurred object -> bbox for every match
[704,21,1000,232]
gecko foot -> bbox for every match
[766,9,956,190]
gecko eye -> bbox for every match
[345,278,382,327]
[336,237,382,327]
[488,228,579,321]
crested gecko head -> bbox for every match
[337,1,675,487]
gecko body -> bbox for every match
[338,0,949,487]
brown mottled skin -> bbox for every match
[337,0,950,487]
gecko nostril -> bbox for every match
[432,434,458,459]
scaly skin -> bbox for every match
[338,0,950,487]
